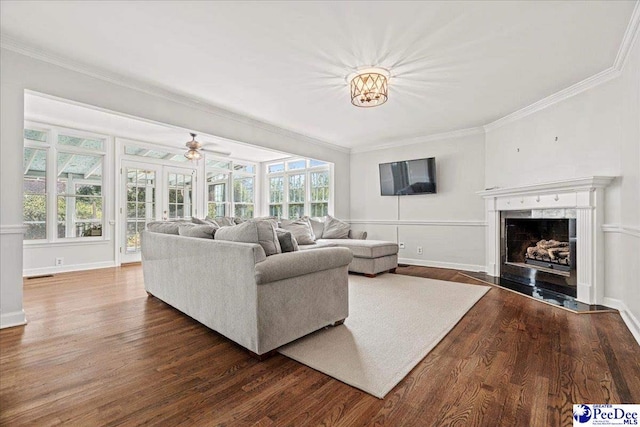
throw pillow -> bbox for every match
[178,224,217,239]
[147,220,190,235]
[308,217,326,239]
[276,228,299,253]
[212,216,235,227]
[280,217,316,245]
[322,215,350,239]
[214,219,282,256]
[193,217,219,227]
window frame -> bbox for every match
[264,158,332,219]
[23,121,111,245]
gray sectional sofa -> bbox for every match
[141,228,353,356]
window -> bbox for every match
[310,170,329,217]
[268,176,284,218]
[205,159,255,220]
[22,125,108,242]
[207,171,229,217]
[57,153,104,237]
[288,174,305,219]
[167,172,193,219]
[233,176,254,218]
[126,169,156,254]
[23,147,47,240]
[265,158,331,219]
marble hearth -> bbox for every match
[478,177,614,305]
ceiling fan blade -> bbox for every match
[200,147,232,157]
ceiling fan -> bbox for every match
[184,133,231,160]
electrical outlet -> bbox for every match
[55,257,64,266]
[417,246,423,255]
[399,242,405,249]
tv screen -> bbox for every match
[379,157,436,196]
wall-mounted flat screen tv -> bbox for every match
[379,157,436,195]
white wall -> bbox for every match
[0,48,350,328]
[485,35,640,338]
[350,132,486,271]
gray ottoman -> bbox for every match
[317,239,398,277]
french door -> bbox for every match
[120,161,197,263]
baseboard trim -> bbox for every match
[603,297,640,346]
[0,310,27,329]
[399,257,486,273]
[24,261,117,277]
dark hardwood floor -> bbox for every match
[1,265,638,426]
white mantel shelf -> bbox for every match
[479,176,616,305]
[477,176,615,198]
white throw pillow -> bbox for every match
[280,217,316,245]
[322,215,350,239]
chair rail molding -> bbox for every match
[348,219,486,227]
[0,224,28,234]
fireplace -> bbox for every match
[500,211,577,297]
[478,176,614,305]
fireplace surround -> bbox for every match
[478,176,614,305]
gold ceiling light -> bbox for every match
[348,67,390,108]
[184,133,202,161]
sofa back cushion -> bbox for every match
[322,215,350,239]
[178,224,217,239]
[147,220,191,235]
[280,217,316,245]
[192,217,220,227]
[308,217,326,239]
[210,216,235,227]
[215,219,282,256]
[276,228,299,253]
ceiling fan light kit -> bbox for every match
[184,132,202,161]
[348,67,390,108]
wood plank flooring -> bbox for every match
[1,265,638,426]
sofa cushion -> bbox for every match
[192,217,219,227]
[348,230,368,240]
[254,247,353,285]
[215,219,282,256]
[178,224,217,239]
[298,240,338,250]
[276,228,299,253]
[211,216,235,227]
[280,217,316,245]
[322,215,350,239]
[308,217,326,239]
[146,220,190,235]
[317,239,398,258]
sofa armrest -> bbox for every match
[348,230,368,240]
[254,247,353,285]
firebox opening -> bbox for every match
[500,211,577,297]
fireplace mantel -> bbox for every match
[478,176,615,304]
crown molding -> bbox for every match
[483,67,621,133]
[614,1,640,71]
[484,1,640,134]
[350,127,485,154]
[0,34,350,155]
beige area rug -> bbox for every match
[278,273,490,399]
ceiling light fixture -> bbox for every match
[348,67,390,108]
[184,133,202,161]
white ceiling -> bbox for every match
[1,1,637,149]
